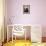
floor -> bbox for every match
[3,40,31,46]
[3,40,46,46]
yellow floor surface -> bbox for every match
[3,40,46,46]
[3,40,31,46]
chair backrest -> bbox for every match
[12,25,25,36]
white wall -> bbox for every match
[7,0,46,37]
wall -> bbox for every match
[0,0,4,42]
[6,0,46,37]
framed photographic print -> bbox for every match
[23,5,30,14]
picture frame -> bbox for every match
[23,5,30,14]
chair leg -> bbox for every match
[15,36,16,42]
[24,30,26,46]
[1,42,3,46]
[12,30,13,43]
